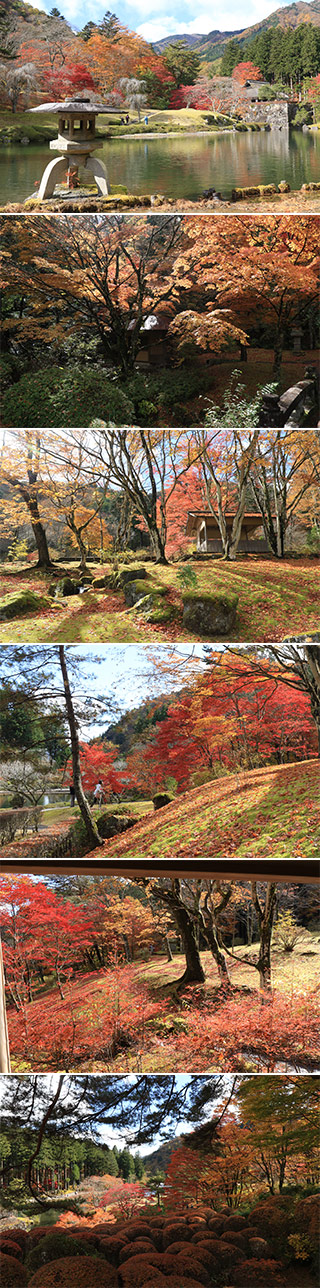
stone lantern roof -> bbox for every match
[30,95,120,115]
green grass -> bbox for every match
[93,761,320,858]
[0,107,235,146]
[0,555,318,643]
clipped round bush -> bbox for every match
[167,1243,216,1274]
[27,1227,57,1246]
[163,1223,192,1248]
[294,1194,319,1247]
[68,1230,100,1247]
[187,1217,207,1227]
[207,1216,225,1234]
[28,1254,118,1287]
[0,1239,23,1259]
[118,1252,163,1286]
[221,1214,247,1232]
[0,1230,27,1251]
[0,1254,28,1286]
[247,1199,291,1247]
[233,1258,286,1286]
[119,1239,157,1263]
[222,1230,249,1251]
[98,1235,129,1264]
[249,1237,272,1258]
[3,367,134,429]
[125,1222,153,1241]
[148,1278,205,1288]
[26,1231,100,1275]
[217,1241,244,1269]
[137,1278,167,1288]
[162,1252,210,1283]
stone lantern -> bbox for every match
[30,95,120,199]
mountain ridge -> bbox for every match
[153,0,320,60]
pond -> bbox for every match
[1,128,320,204]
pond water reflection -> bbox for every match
[1,128,320,204]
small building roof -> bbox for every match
[186,510,264,535]
[30,95,120,115]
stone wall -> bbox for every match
[241,100,290,130]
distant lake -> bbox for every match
[1,129,320,204]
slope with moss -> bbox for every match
[92,761,320,858]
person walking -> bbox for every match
[93,780,104,806]
[69,783,76,807]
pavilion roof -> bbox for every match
[186,510,265,535]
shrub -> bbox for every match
[207,1217,225,1234]
[163,1223,192,1247]
[150,1280,205,1288]
[119,1239,157,1262]
[28,1254,118,1286]
[3,367,134,429]
[0,1239,23,1259]
[165,1243,216,1273]
[0,1255,28,1286]
[162,1252,210,1283]
[28,1227,57,1245]
[249,1237,272,1258]
[216,1241,244,1269]
[221,1215,247,1232]
[118,1252,163,1286]
[233,1258,286,1286]
[125,1222,155,1240]
[0,1231,27,1251]
[294,1193,319,1247]
[26,1231,101,1275]
[221,1231,248,1251]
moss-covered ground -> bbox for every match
[0,556,318,643]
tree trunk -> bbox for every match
[172,893,205,988]
[58,646,102,851]
[22,490,53,568]
[272,334,284,379]
[202,919,231,984]
[0,936,11,1074]
[252,881,277,993]
[164,934,173,962]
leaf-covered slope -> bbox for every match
[93,761,320,858]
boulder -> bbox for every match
[117,567,148,586]
[182,592,238,637]
[123,580,153,608]
[97,813,135,839]
[56,577,80,596]
[153,793,173,810]
[0,590,51,620]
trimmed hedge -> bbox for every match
[98,1236,130,1265]
[0,1254,28,1286]
[26,1231,101,1275]
[119,1239,156,1262]
[28,1254,118,1286]
[0,1239,23,1259]
[3,367,134,429]
[233,1258,286,1286]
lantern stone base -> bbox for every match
[36,151,109,199]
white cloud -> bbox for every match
[26,0,295,39]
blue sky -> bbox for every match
[30,0,296,47]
